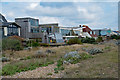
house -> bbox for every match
[110,31,120,35]
[60,26,82,40]
[0,13,21,39]
[39,23,64,43]
[82,25,97,39]
[93,28,111,36]
[15,17,64,43]
[15,17,43,40]
[60,25,97,41]
[2,22,21,37]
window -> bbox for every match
[90,31,92,34]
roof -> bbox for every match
[82,25,97,37]
[113,31,120,33]
[2,22,21,28]
[60,27,80,29]
[82,25,92,32]
[39,23,58,26]
[0,13,7,22]
[15,17,39,20]
[93,28,111,31]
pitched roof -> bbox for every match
[82,25,92,32]
[82,25,97,37]
[0,13,7,22]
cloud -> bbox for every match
[1,0,120,2]
[26,3,40,10]
[40,16,60,24]
[1,2,118,30]
[24,2,104,25]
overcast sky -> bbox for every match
[0,0,119,30]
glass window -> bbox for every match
[90,31,92,34]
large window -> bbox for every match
[7,27,18,36]
[31,27,39,33]
[29,19,39,26]
[60,29,71,36]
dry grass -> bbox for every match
[62,44,118,78]
[2,42,118,78]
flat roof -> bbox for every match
[39,23,58,26]
[15,17,39,20]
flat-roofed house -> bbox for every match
[60,26,82,40]
[60,25,98,40]
[93,28,111,36]
[15,17,43,40]
[39,23,64,43]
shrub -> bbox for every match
[54,58,65,73]
[39,43,50,47]
[2,61,54,76]
[2,38,23,51]
[32,41,39,47]
[47,73,52,75]
[67,37,82,45]
[64,51,81,64]
[81,37,96,44]
[110,35,120,40]
[32,50,47,58]
[96,36,103,42]
[57,58,64,68]
[88,48,103,55]
[45,49,56,54]
[22,56,31,60]
[80,53,93,60]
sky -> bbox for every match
[0,0,119,30]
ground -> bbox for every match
[2,40,119,78]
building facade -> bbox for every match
[93,28,111,36]
[39,23,59,34]
[82,25,97,39]
[15,17,42,39]
[60,25,98,40]
[0,13,21,39]
[60,27,82,40]
[39,23,63,43]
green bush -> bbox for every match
[54,58,64,73]
[96,36,103,42]
[80,53,93,60]
[2,38,23,51]
[110,35,120,40]
[57,58,64,68]
[2,61,54,76]
[39,43,50,47]
[32,41,39,47]
[81,37,96,44]
[67,37,82,45]
[47,73,52,75]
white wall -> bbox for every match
[4,27,7,36]
[18,28,20,36]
